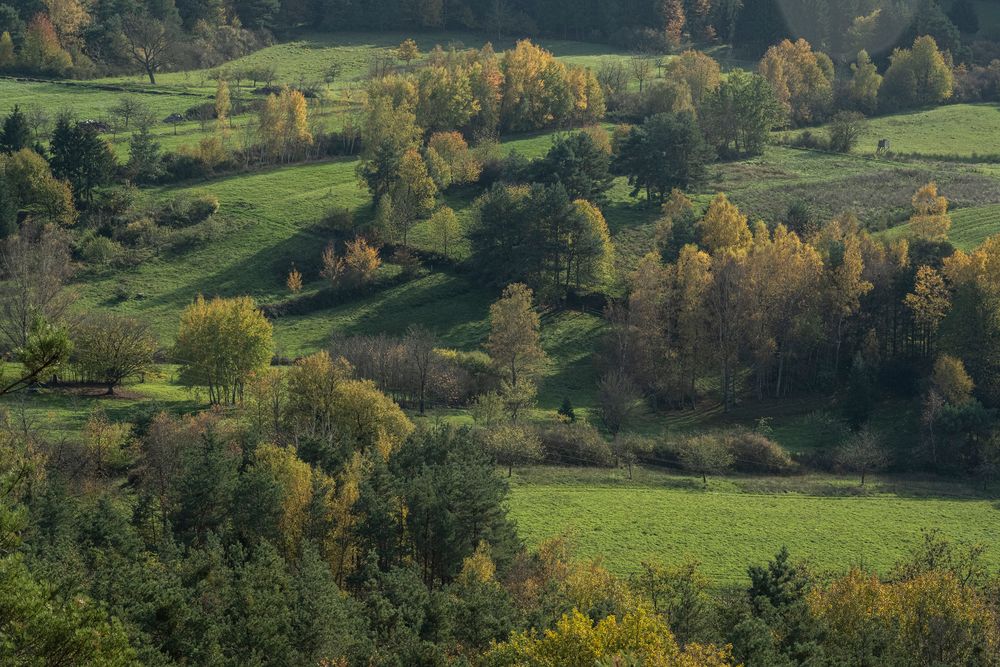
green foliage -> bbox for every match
[613,111,713,204]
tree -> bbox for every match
[0,31,11,70]
[661,0,685,48]
[259,87,313,164]
[758,38,834,126]
[73,313,157,394]
[428,206,460,259]
[48,115,116,203]
[1,316,72,394]
[932,354,974,405]
[676,433,734,484]
[847,50,882,115]
[174,295,274,404]
[389,148,437,246]
[121,13,173,85]
[126,122,162,183]
[613,111,713,204]
[698,193,751,254]
[613,433,653,479]
[480,423,543,476]
[949,0,980,34]
[396,38,419,65]
[0,105,29,153]
[827,111,865,153]
[880,35,953,111]
[215,78,231,130]
[18,14,71,76]
[598,369,644,435]
[358,95,421,205]
[500,40,574,132]
[425,132,481,189]
[567,199,614,289]
[667,50,721,108]
[702,69,781,156]
[0,225,72,352]
[629,54,653,93]
[404,324,435,414]
[534,130,613,202]
[108,96,147,133]
[836,428,888,485]
[1,149,75,226]
[343,237,381,286]
[906,265,950,356]
[486,283,545,391]
[286,264,303,293]
[908,182,951,241]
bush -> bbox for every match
[157,194,219,228]
[78,232,123,266]
[536,422,614,467]
[160,152,212,182]
[725,429,796,474]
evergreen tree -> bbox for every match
[0,104,30,153]
[48,115,116,203]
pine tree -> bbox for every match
[0,105,30,153]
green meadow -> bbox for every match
[508,466,1000,582]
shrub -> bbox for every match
[157,194,219,228]
[78,232,123,266]
[537,422,614,467]
[725,429,796,474]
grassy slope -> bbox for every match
[779,104,1000,159]
[508,466,1000,583]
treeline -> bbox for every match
[0,0,993,80]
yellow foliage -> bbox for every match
[254,443,314,559]
[905,265,950,332]
[697,194,750,254]
[286,264,303,293]
[344,237,381,285]
[932,354,974,405]
[486,283,545,389]
[174,295,274,405]
[909,182,951,241]
[487,607,736,667]
[667,51,722,107]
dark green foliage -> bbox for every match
[0,4,25,44]
[471,181,606,300]
[532,131,613,202]
[845,353,876,427]
[613,111,713,205]
[0,177,15,239]
[392,426,522,586]
[126,124,163,184]
[735,547,827,667]
[558,396,575,422]
[173,428,239,544]
[783,200,815,237]
[941,283,1000,407]
[49,115,117,203]
[0,105,30,153]
[701,70,781,157]
[949,0,980,34]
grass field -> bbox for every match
[508,466,1000,584]
[780,104,1000,159]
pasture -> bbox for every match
[508,466,1000,583]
